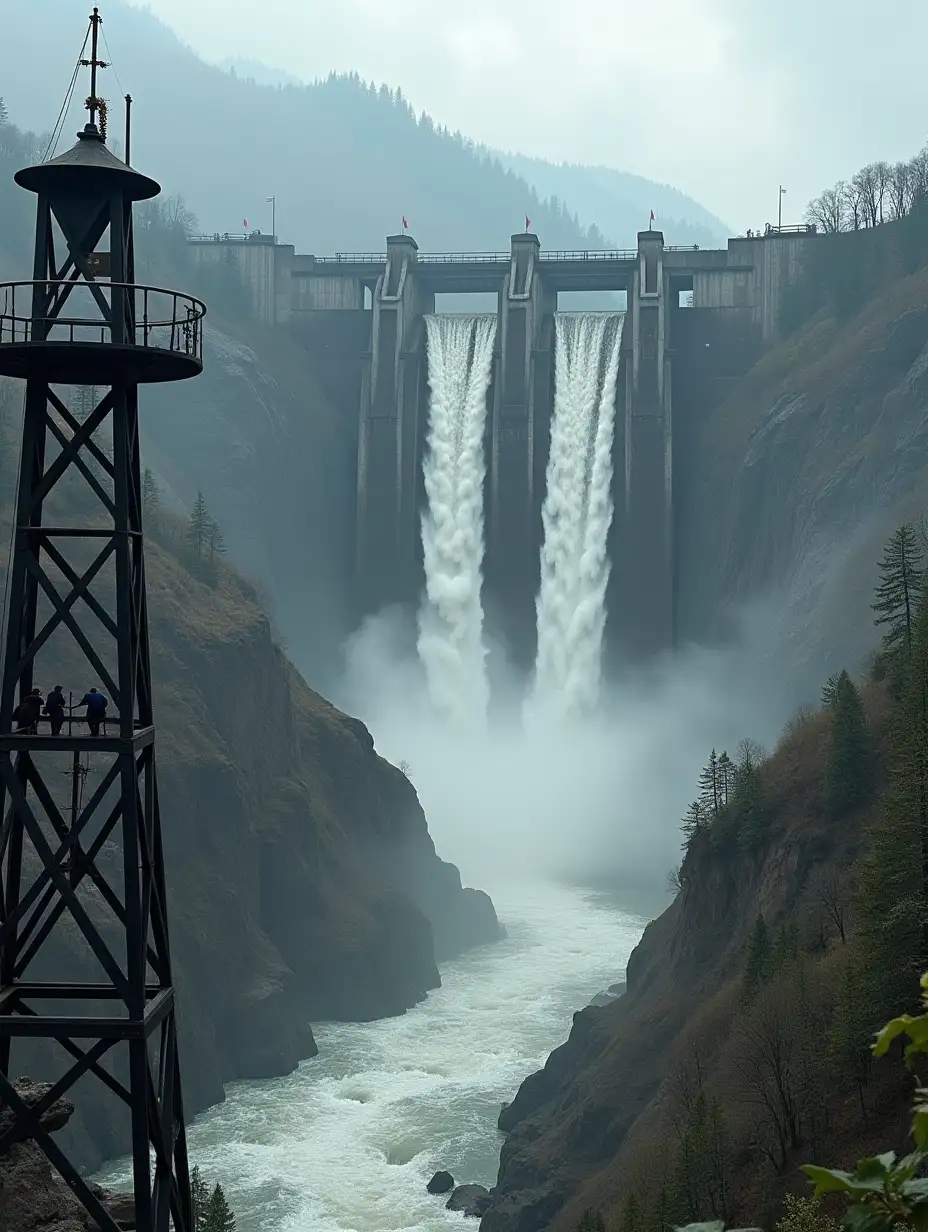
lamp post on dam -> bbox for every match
[0,9,204,1230]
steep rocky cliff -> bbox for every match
[678,260,928,680]
[0,525,499,1172]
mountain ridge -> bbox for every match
[0,1,726,253]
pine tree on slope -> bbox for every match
[872,523,923,670]
[187,490,211,564]
[203,1184,236,1232]
[823,669,870,818]
[190,1166,210,1232]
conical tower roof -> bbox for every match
[15,123,160,201]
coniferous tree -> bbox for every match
[821,672,842,710]
[733,737,767,850]
[207,516,226,564]
[142,467,161,522]
[823,670,870,817]
[187,490,211,564]
[872,524,923,670]
[717,751,735,809]
[827,962,873,1119]
[190,1166,210,1232]
[681,800,708,844]
[203,1184,236,1232]
[854,577,928,1024]
[742,915,772,1002]
[619,1193,641,1232]
[771,919,800,974]
[71,383,98,425]
[698,750,722,819]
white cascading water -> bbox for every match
[529,312,625,720]
[418,314,497,724]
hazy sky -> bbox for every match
[126,0,922,228]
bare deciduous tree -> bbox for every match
[910,146,928,208]
[806,186,845,233]
[162,193,199,234]
[734,983,801,1171]
[667,865,685,894]
[842,178,865,231]
[812,867,849,944]
[873,160,892,224]
[889,161,913,220]
[852,164,881,228]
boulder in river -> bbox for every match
[446,1183,492,1217]
[427,1170,455,1195]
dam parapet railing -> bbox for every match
[186,226,819,338]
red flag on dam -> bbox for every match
[243,218,248,228]
[525,214,531,232]
[402,216,408,230]
[650,210,655,222]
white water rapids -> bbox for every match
[530,313,624,720]
[417,315,497,724]
[96,884,644,1231]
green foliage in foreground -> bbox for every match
[803,969,928,1232]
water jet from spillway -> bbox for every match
[418,314,497,726]
[528,312,624,723]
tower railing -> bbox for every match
[0,280,206,362]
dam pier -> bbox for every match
[189,227,815,664]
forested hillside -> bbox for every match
[493,153,728,249]
[1,0,723,254]
[482,526,928,1232]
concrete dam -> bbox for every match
[189,226,816,674]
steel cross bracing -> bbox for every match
[0,90,195,1232]
[0,383,191,1232]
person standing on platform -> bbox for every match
[80,687,108,736]
[44,685,67,736]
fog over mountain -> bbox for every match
[0,0,725,252]
[110,0,928,228]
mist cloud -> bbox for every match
[125,0,928,229]
[335,606,799,897]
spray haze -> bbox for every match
[340,609,795,894]
[338,312,800,899]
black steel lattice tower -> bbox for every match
[0,10,205,1230]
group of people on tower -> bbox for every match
[13,686,109,736]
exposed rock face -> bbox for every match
[0,1078,73,1148]
[677,284,928,678]
[0,1079,132,1232]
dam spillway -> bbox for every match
[186,226,817,664]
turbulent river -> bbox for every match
[98,882,645,1231]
